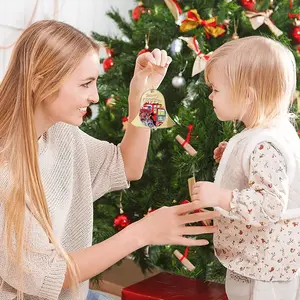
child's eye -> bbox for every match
[82,81,92,88]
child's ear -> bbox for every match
[246,86,256,105]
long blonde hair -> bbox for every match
[205,36,297,128]
[0,20,99,298]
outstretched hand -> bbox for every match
[129,49,172,97]
[132,201,219,247]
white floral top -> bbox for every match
[230,142,289,226]
[214,141,300,281]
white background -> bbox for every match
[0,0,136,79]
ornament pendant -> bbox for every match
[131,89,175,129]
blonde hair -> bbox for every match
[205,36,297,128]
[0,20,99,299]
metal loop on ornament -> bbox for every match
[179,61,188,76]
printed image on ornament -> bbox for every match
[132,89,175,129]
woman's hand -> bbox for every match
[129,49,172,97]
[131,201,219,247]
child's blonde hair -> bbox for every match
[0,20,99,299]
[204,36,297,128]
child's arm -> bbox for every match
[192,142,289,227]
[221,141,289,226]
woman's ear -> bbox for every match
[32,75,43,93]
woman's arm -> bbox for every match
[64,202,219,287]
[120,49,172,181]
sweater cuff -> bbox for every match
[39,255,67,300]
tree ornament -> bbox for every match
[180,199,190,205]
[173,249,196,271]
[291,19,300,44]
[103,57,113,72]
[180,37,212,76]
[131,88,175,129]
[240,0,256,11]
[170,38,183,56]
[132,2,150,21]
[103,47,114,72]
[172,74,186,88]
[113,214,131,231]
[232,19,240,40]
[179,10,226,38]
[245,9,282,37]
[105,95,116,108]
[113,192,131,231]
[164,0,183,25]
[138,32,151,56]
[172,61,187,88]
[122,116,128,131]
[176,124,197,156]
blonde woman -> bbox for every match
[0,20,219,300]
[191,36,300,300]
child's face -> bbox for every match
[207,63,238,122]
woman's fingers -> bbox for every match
[180,210,220,225]
[151,48,162,66]
[174,237,210,246]
[180,225,218,235]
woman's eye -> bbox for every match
[82,81,91,88]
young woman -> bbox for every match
[0,20,218,300]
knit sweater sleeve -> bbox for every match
[227,141,289,226]
[0,199,66,300]
[78,128,129,200]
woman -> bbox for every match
[0,20,218,300]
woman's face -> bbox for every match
[36,50,100,131]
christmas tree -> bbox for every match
[81,0,300,283]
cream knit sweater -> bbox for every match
[0,122,129,300]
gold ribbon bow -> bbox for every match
[180,9,226,38]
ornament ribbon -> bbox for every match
[181,124,193,147]
[288,13,300,20]
[164,0,183,25]
[179,36,212,76]
[180,247,189,262]
[180,9,226,38]
[245,9,283,36]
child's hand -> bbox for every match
[213,141,227,163]
[191,181,232,211]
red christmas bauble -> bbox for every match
[138,48,151,56]
[105,96,116,108]
[240,0,256,11]
[132,4,146,21]
[291,25,300,44]
[180,200,190,205]
[103,57,114,72]
[113,213,131,231]
[106,48,114,57]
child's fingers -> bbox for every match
[218,141,228,148]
